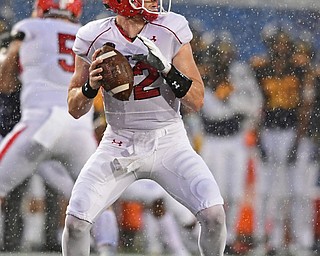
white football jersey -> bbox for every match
[12,17,81,111]
[73,12,193,130]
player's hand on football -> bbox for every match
[133,34,171,74]
[88,49,104,90]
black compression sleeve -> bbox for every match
[11,31,25,41]
[164,65,192,98]
[82,80,99,99]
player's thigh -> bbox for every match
[37,160,74,198]
[153,143,223,215]
[293,138,317,197]
[228,137,249,199]
[56,128,97,179]
[67,148,136,223]
[201,137,230,196]
[0,122,48,195]
[0,121,47,161]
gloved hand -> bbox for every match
[287,142,298,166]
[133,34,171,74]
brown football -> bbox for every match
[97,44,134,101]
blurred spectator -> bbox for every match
[307,45,320,254]
[187,31,262,254]
[289,35,318,255]
[251,24,316,255]
[0,1,14,29]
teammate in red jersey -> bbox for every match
[0,1,118,255]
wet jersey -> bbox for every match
[12,18,81,111]
[73,13,192,130]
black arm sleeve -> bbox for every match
[10,31,25,41]
[163,65,192,98]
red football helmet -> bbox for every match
[34,0,82,20]
[103,0,171,22]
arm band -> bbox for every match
[11,31,25,41]
[164,65,192,98]
[82,80,99,99]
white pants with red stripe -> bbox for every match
[0,107,97,198]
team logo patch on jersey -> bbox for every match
[150,36,157,42]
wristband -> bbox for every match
[11,31,25,41]
[164,65,192,98]
[82,80,99,99]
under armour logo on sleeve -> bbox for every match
[172,81,180,89]
[112,139,123,146]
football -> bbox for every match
[97,43,134,101]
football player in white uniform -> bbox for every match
[187,34,263,253]
[62,0,227,255]
[0,0,118,255]
[251,25,316,255]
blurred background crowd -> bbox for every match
[1,0,320,255]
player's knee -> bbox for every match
[196,205,226,233]
[65,214,92,239]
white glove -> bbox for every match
[133,34,171,74]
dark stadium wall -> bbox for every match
[9,0,320,62]
[174,4,320,61]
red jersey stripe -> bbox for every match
[0,126,27,161]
